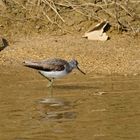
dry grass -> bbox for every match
[0,0,140,36]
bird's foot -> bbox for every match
[47,82,52,88]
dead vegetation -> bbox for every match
[0,0,140,36]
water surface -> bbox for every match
[0,67,140,140]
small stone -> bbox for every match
[0,35,8,51]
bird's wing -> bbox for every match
[23,58,68,71]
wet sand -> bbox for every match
[0,34,140,75]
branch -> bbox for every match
[42,0,65,22]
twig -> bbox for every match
[114,0,121,31]
[66,0,92,17]
[63,0,101,20]
[103,0,107,5]
[37,0,41,6]
[75,2,116,18]
[42,0,65,22]
[54,2,72,8]
[11,0,26,9]
[42,10,54,24]
[126,20,137,34]
[116,2,134,18]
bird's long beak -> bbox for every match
[77,66,86,75]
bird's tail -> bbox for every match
[23,61,41,70]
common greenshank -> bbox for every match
[23,58,85,89]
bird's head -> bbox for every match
[69,59,86,75]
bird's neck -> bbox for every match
[66,63,73,73]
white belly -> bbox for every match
[39,69,68,79]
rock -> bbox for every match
[0,35,8,51]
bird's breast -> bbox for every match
[39,69,68,79]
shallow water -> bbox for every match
[0,67,140,140]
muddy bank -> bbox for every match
[0,33,140,75]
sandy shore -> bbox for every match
[0,33,140,75]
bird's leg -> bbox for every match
[47,78,54,97]
[50,78,54,95]
[47,79,53,87]
[45,76,51,82]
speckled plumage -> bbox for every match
[24,58,68,71]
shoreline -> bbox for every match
[0,34,140,75]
